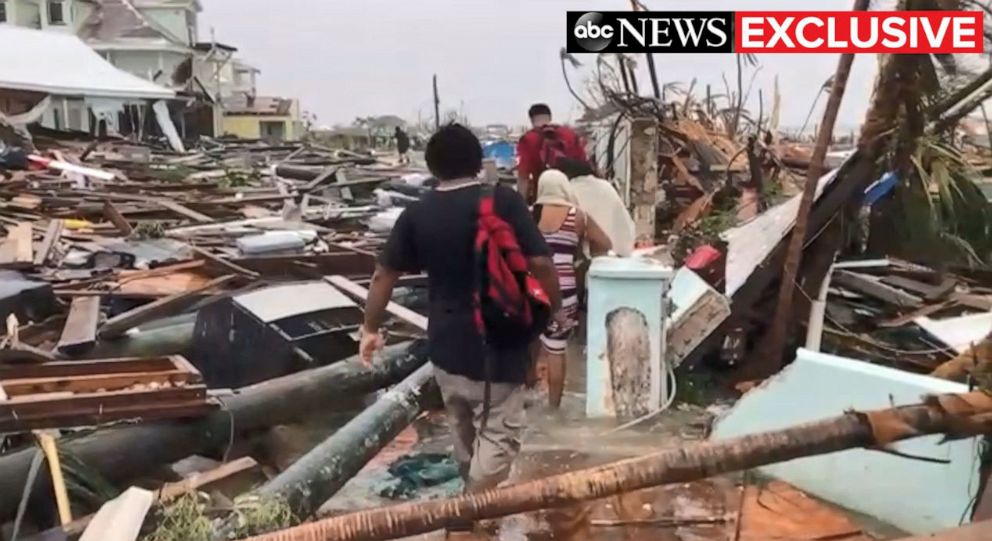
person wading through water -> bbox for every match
[531,169,611,409]
[360,124,563,533]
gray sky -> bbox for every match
[199,0,878,131]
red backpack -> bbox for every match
[473,187,551,432]
[536,124,571,172]
[472,188,551,348]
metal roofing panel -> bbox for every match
[0,26,175,100]
[233,282,358,323]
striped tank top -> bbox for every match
[542,207,579,296]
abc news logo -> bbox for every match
[567,11,734,53]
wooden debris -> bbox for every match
[0,222,33,269]
[33,219,64,267]
[102,200,133,236]
[56,296,101,354]
[0,343,427,522]
[833,271,923,307]
[158,456,260,502]
[98,274,237,339]
[35,430,73,525]
[0,355,214,431]
[242,392,992,541]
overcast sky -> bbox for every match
[199,0,879,131]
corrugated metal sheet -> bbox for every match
[233,282,357,323]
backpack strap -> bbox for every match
[476,184,496,440]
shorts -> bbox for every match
[540,295,578,355]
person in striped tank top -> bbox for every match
[532,169,612,409]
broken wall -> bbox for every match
[711,348,980,534]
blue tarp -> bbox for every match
[863,171,898,207]
[481,140,516,170]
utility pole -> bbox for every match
[760,0,870,375]
[628,1,661,100]
[432,75,440,131]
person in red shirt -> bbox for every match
[516,103,588,204]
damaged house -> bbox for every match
[0,24,177,146]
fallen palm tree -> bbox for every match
[250,364,435,519]
[0,341,428,523]
[244,391,992,541]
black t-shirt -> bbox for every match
[379,183,550,383]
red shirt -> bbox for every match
[516,125,587,201]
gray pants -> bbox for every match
[434,366,526,492]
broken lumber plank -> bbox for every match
[158,456,259,502]
[878,300,952,329]
[33,219,64,267]
[57,296,101,354]
[35,430,73,525]
[303,166,340,192]
[880,275,956,301]
[79,487,154,541]
[190,245,260,279]
[0,341,428,522]
[102,201,133,236]
[243,392,992,541]
[0,222,33,269]
[254,363,436,518]
[833,271,923,308]
[158,200,214,223]
[98,274,237,339]
[325,275,427,330]
[951,292,992,311]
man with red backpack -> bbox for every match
[360,125,562,505]
[516,103,588,204]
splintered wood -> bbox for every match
[0,355,215,431]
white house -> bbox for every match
[0,24,176,146]
[0,0,97,33]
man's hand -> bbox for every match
[359,326,385,365]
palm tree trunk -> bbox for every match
[0,342,428,523]
[255,364,436,517]
[244,392,992,541]
[758,0,870,376]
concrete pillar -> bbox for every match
[628,117,659,247]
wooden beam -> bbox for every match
[0,222,33,269]
[190,245,260,280]
[34,219,64,267]
[324,275,427,330]
[834,271,923,307]
[235,252,375,278]
[302,166,339,193]
[157,456,259,502]
[57,296,101,354]
[881,275,956,301]
[102,201,133,236]
[158,200,215,223]
[99,274,237,339]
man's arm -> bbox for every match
[516,169,530,200]
[363,264,401,334]
[516,135,535,201]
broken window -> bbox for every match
[48,0,65,25]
